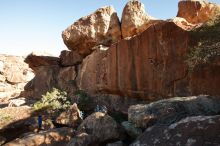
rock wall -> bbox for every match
[23,0,220,101]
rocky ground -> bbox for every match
[1,0,220,145]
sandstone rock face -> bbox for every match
[24,65,77,99]
[24,66,60,99]
[78,19,220,99]
[121,0,156,38]
[128,95,220,128]
[169,17,199,31]
[4,127,73,146]
[177,0,220,24]
[57,66,77,96]
[131,115,220,146]
[62,6,121,56]
[56,103,82,128]
[24,52,60,72]
[60,50,83,66]
[0,55,34,101]
[77,45,109,93]
[78,22,189,99]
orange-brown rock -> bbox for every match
[24,65,77,99]
[0,55,34,101]
[56,103,82,128]
[78,21,189,99]
[24,66,60,99]
[24,52,60,71]
[177,0,220,24]
[168,17,199,31]
[4,127,73,146]
[60,50,83,66]
[62,6,121,56]
[121,0,156,38]
[78,20,220,99]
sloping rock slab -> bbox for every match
[131,115,220,146]
[4,127,73,146]
[128,95,220,128]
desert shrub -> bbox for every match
[33,88,71,113]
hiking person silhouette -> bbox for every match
[38,115,42,131]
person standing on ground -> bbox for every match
[38,115,42,132]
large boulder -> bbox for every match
[177,0,220,24]
[59,50,83,66]
[69,112,122,145]
[56,103,82,128]
[128,95,220,128]
[131,115,220,146]
[78,112,121,141]
[62,6,121,56]
[4,127,73,146]
[121,0,157,38]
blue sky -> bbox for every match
[0,0,220,56]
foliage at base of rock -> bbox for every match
[186,15,220,71]
[33,88,71,114]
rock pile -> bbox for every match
[0,55,34,104]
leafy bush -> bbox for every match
[33,88,71,113]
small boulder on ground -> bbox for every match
[131,115,220,146]
[128,95,220,128]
